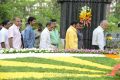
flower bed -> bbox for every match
[0,57,118,80]
[105,54,120,59]
[0,49,119,54]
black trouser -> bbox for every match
[92,45,99,50]
[92,45,106,50]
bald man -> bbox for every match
[92,20,109,50]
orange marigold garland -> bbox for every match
[79,6,92,28]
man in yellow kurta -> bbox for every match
[65,21,79,49]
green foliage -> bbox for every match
[107,15,119,32]
[0,4,12,21]
[114,2,120,19]
[0,0,60,29]
[107,2,120,32]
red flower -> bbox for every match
[107,64,120,76]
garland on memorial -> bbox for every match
[79,6,92,28]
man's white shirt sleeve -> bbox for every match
[0,30,6,43]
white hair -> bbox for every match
[100,20,108,26]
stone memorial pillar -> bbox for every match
[58,0,111,49]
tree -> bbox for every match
[107,1,120,32]
[0,0,60,28]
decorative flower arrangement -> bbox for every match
[107,64,120,79]
[106,36,113,41]
[106,34,113,41]
[0,49,62,54]
[0,49,119,54]
[79,6,92,28]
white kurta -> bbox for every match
[39,27,52,49]
[92,26,105,50]
[8,24,22,49]
[0,27,9,48]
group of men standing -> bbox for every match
[0,17,109,50]
[65,20,109,50]
[0,17,60,49]
[0,17,21,49]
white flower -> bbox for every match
[0,49,4,53]
[9,48,14,53]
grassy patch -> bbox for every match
[77,57,117,66]
[4,57,111,71]
[0,66,104,74]
[9,76,115,80]
[0,57,118,80]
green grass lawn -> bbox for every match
[0,57,118,80]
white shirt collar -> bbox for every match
[2,27,7,30]
[13,24,20,29]
[45,27,50,33]
[98,26,104,32]
[1,27,8,32]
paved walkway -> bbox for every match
[0,53,105,59]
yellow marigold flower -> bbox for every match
[107,37,113,40]
[79,6,92,28]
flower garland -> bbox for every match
[79,6,92,28]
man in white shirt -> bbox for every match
[0,20,12,48]
[39,22,54,49]
[92,20,109,50]
[0,23,3,49]
[8,17,22,49]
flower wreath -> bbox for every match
[79,6,92,28]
